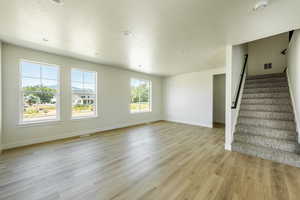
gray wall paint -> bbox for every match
[2,43,163,149]
[248,33,288,76]
[213,74,225,124]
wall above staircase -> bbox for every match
[248,32,289,76]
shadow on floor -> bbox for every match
[213,123,225,129]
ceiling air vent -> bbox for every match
[264,63,272,70]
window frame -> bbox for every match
[130,78,152,114]
[71,68,98,119]
[19,59,61,125]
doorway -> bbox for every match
[213,74,226,128]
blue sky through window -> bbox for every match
[21,61,58,88]
[71,69,96,91]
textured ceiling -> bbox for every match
[0,0,299,76]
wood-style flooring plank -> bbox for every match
[0,121,300,200]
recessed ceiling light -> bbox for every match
[253,0,269,11]
[42,38,49,42]
[50,0,64,5]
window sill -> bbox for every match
[18,120,63,127]
[71,116,99,121]
[130,111,152,114]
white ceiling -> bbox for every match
[0,0,299,76]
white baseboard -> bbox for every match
[2,119,161,150]
[286,70,300,143]
[164,119,213,128]
[225,143,232,151]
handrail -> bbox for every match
[282,30,295,73]
[289,30,294,42]
[231,54,248,109]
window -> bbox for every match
[130,78,152,113]
[20,60,60,123]
[71,69,97,118]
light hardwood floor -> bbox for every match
[1,121,300,200]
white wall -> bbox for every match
[248,33,288,76]
[2,44,163,149]
[231,44,248,132]
[287,30,300,143]
[225,44,248,150]
[213,74,225,124]
[163,67,225,128]
[0,41,2,152]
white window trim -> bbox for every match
[130,78,152,114]
[19,59,61,125]
[71,68,98,120]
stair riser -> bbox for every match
[241,98,291,105]
[238,118,296,131]
[247,73,286,80]
[235,126,297,140]
[245,82,288,89]
[244,87,289,94]
[240,104,293,112]
[235,135,300,153]
[232,143,300,168]
[239,111,294,121]
[246,77,287,84]
[243,93,290,99]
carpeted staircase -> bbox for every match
[232,73,300,167]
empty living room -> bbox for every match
[1,0,300,199]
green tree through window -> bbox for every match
[20,60,59,123]
[130,79,151,113]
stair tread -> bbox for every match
[246,78,287,83]
[237,123,298,133]
[240,103,292,107]
[234,133,299,153]
[241,102,291,106]
[242,97,289,100]
[243,93,290,99]
[243,92,289,95]
[242,97,290,100]
[246,79,287,83]
[239,116,294,122]
[232,142,300,167]
[244,87,288,90]
[245,85,288,89]
[239,110,294,120]
[235,131,297,141]
[240,109,292,114]
[238,116,294,122]
[233,142,300,158]
[246,73,286,80]
[244,86,288,88]
[235,124,297,141]
[239,110,293,114]
[235,132,298,143]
